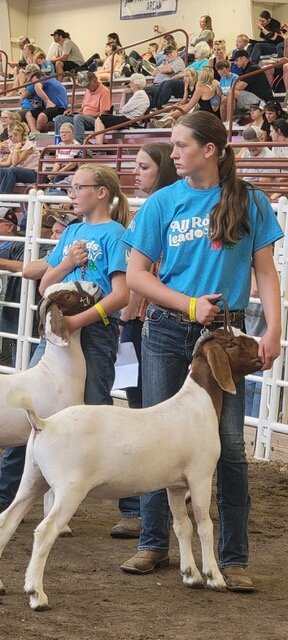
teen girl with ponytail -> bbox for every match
[40,163,130,405]
[121,112,283,590]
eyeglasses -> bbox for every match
[67,184,97,197]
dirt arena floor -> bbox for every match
[0,460,287,640]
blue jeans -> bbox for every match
[245,372,263,418]
[81,320,119,405]
[54,114,96,144]
[0,167,37,194]
[137,304,249,568]
[118,318,143,518]
[250,42,278,64]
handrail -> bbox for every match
[108,29,189,100]
[83,103,185,145]
[0,50,9,93]
[227,57,288,141]
[0,71,79,111]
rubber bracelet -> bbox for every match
[94,302,110,326]
[189,297,197,322]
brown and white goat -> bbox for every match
[0,280,101,446]
[0,328,262,610]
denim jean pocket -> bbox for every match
[146,304,164,324]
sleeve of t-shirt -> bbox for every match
[122,194,163,262]
[251,190,284,252]
[62,41,72,56]
[107,230,127,275]
[171,58,185,73]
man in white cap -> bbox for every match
[238,125,276,181]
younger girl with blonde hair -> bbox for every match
[172,66,221,119]
[39,163,130,405]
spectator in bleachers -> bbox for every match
[49,29,85,78]
[270,117,288,156]
[248,11,282,64]
[216,60,239,121]
[34,51,54,76]
[107,32,122,48]
[23,64,68,133]
[209,41,228,81]
[54,72,111,143]
[230,34,249,66]
[189,15,214,50]
[154,34,178,65]
[146,41,210,111]
[152,68,198,120]
[171,67,221,120]
[94,73,150,145]
[144,45,185,109]
[0,111,14,144]
[96,43,123,81]
[249,101,269,139]
[187,41,211,72]
[46,122,80,189]
[238,126,276,181]
[263,100,287,140]
[0,121,39,193]
[225,50,273,123]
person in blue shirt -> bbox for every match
[120,111,283,592]
[215,60,239,121]
[24,65,68,133]
[39,163,129,406]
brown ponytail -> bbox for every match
[177,113,250,243]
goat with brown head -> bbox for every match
[37,282,102,344]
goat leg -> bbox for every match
[167,486,204,588]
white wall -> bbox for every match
[24,0,253,59]
[5,0,285,62]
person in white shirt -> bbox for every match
[94,73,150,145]
[238,125,276,184]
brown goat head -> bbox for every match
[37,282,102,344]
[196,328,263,394]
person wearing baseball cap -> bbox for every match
[49,29,84,78]
[0,207,18,230]
[238,125,276,183]
[226,48,273,122]
[45,212,79,228]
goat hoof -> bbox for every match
[33,603,51,612]
[29,594,50,611]
[182,570,204,589]
[206,576,227,591]
[58,529,73,538]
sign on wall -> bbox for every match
[120,0,178,20]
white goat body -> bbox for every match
[0,281,101,446]
[0,329,262,610]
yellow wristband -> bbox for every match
[189,297,197,322]
[94,302,110,326]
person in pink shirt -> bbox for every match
[54,72,111,142]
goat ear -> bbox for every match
[45,304,70,346]
[203,342,236,394]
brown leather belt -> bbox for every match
[155,305,244,325]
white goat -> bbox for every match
[0,328,262,610]
[0,280,101,447]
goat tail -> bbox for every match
[8,389,45,432]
